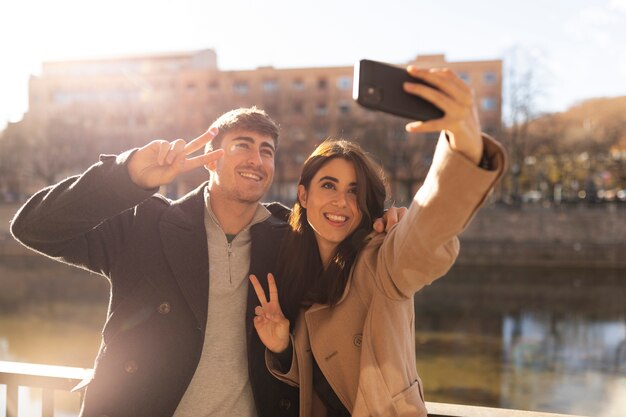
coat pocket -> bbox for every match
[391,379,428,417]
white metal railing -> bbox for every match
[0,360,589,417]
[0,360,91,417]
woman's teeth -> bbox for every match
[325,213,347,222]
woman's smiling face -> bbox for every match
[298,157,363,265]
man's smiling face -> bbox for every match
[208,129,276,205]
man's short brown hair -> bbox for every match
[206,107,280,152]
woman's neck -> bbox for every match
[317,241,336,270]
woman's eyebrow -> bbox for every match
[318,176,357,187]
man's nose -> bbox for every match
[247,149,263,166]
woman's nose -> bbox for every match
[332,192,348,207]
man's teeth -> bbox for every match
[325,213,347,222]
[240,172,261,180]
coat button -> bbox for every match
[124,360,139,374]
[158,301,171,315]
[353,334,362,347]
[278,398,291,410]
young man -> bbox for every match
[11,108,297,417]
[11,107,403,417]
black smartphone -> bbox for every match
[353,59,444,121]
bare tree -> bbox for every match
[502,45,547,204]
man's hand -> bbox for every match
[373,206,408,233]
[403,67,484,165]
[249,273,290,354]
[127,127,225,189]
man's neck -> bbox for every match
[208,192,259,236]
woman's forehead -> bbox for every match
[314,158,357,181]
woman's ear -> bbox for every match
[297,185,307,209]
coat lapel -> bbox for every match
[159,183,210,331]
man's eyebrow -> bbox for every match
[260,141,276,152]
[233,136,275,152]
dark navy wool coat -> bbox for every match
[11,150,298,417]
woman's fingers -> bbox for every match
[403,82,457,115]
[267,273,279,303]
[405,118,448,133]
[407,66,472,104]
[249,274,268,306]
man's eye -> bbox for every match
[261,149,274,158]
[236,143,249,149]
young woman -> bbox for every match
[250,66,506,417]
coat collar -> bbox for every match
[158,182,290,333]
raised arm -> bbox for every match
[369,67,506,299]
[10,128,224,274]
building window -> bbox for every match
[262,79,279,93]
[338,101,350,115]
[458,72,470,83]
[483,72,497,85]
[317,78,328,90]
[316,103,328,116]
[336,76,352,90]
[481,97,497,111]
[291,128,306,142]
[233,81,249,95]
[292,79,305,90]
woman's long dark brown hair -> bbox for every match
[278,139,387,324]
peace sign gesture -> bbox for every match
[127,127,225,189]
[249,273,290,353]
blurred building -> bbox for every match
[14,49,502,203]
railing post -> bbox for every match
[42,388,55,417]
[6,383,18,417]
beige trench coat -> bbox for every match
[267,134,506,417]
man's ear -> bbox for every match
[205,159,218,172]
[297,185,307,209]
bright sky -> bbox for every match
[2,0,626,130]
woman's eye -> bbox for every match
[321,182,335,190]
[348,188,357,195]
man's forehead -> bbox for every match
[225,130,275,149]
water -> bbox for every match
[0,256,624,416]
[413,265,626,416]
